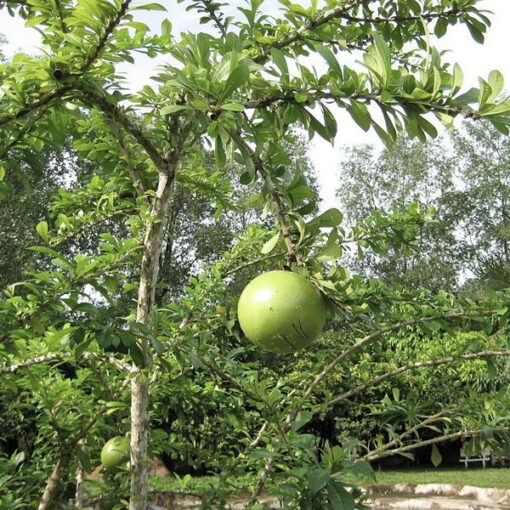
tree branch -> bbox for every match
[325,350,510,409]
[76,86,170,174]
[245,91,480,120]
[248,309,498,501]
[109,121,147,199]
[342,8,460,25]
[81,0,132,73]
[54,0,67,33]
[220,251,286,278]
[199,0,228,38]
[0,106,50,159]
[0,87,72,128]
[233,131,303,266]
[365,429,485,462]
[0,354,61,374]
[363,409,455,460]
[252,0,365,63]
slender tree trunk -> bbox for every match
[37,455,70,510]
[75,464,85,508]
[130,170,175,510]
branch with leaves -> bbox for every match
[325,350,510,409]
[233,131,303,266]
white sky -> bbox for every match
[1,0,509,208]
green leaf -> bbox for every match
[271,47,289,78]
[315,44,342,79]
[261,232,280,254]
[308,208,343,229]
[294,92,309,103]
[431,444,443,467]
[76,445,92,472]
[487,70,504,101]
[478,78,492,108]
[307,468,331,495]
[0,165,5,181]
[455,87,479,105]
[160,104,189,115]
[434,17,448,38]
[130,344,146,368]
[221,102,245,112]
[215,136,226,168]
[291,411,313,433]
[222,62,250,100]
[348,101,371,132]
[133,3,167,11]
[466,22,484,44]
[327,481,355,510]
[36,221,49,242]
[451,63,464,96]
[317,228,342,262]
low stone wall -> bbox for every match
[148,484,510,509]
[366,484,510,509]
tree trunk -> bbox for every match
[130,171,174,510]
[75,464,85,508]
[37,455,70,510]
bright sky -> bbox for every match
[1,0,509,208]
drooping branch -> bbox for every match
[363,409,456,460]
[284,310,498,428]
[365,429,486,462]
[248,309,499,501]
[0,106,50,159]
[324,350,510,409]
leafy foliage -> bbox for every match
[1,1,510,508]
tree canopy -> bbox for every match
[1,1,510,509]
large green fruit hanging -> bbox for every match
[237,270,327,353]
[101,436,130,470]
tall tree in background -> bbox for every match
[337,137,459,291]
[453,121,510,292]
[337,123,510,295]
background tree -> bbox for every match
[337,136,459,291]
[452,121,510,292]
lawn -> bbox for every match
[149,467,510,496]
[364,467,510,488]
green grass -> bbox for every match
[363,467,510,488]
[149,467,510,495]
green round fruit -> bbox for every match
[101,436,129,470]
[237,270,327,353]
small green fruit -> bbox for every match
[101,436,129,470]
[237,270,326,353]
